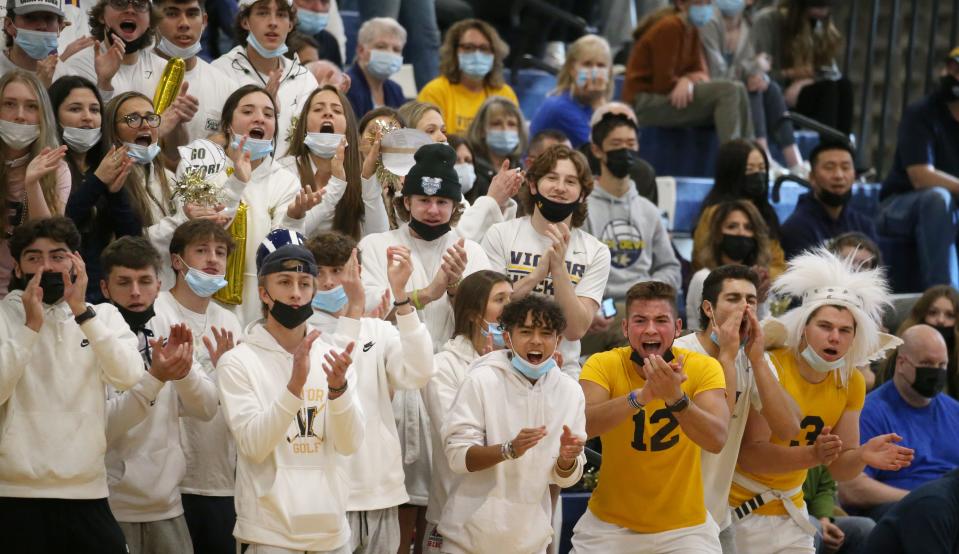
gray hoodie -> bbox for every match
[585,182,682,299]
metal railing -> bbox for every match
[842,0,958,175]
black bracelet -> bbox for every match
[393,298,412,307]
[329,382,348,394]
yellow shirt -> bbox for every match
[581,345,726,533]
[417,76,519,136]
[728,348,866,516]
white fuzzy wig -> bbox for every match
[763,247,902,386]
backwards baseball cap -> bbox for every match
[10,0,65,17]
[237,0,291,9]
[256,228,306,271]
[258,245,318,277]
[401,143,462,202]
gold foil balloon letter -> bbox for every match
[153,57,185,114]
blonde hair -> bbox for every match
[554,34,613,100]
[398,100,442,132]
[0,70,64,239]
[101,92,174,227]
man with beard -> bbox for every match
[98,235,218,553]
[0,217,142,552]
[779,141,878,261]
[838,324,959,521]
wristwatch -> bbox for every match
[74,306,96,326]
[666,392,690,413]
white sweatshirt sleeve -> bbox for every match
[360,175,390,235]
[358,233,391,302]
[218,354,302,464]
[174,364,219,421]
[456,196,516,243]
[89,308,146,391]
[443,374,489,475]
[381,311,435,390]
[301,174,347,236]
[549,390,587,488]
[423,354,463,437]
[105,372,165,444]
[0,324,39,406]
[326,366,365,456]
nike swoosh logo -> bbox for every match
[363,341,374,352]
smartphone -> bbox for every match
[601,298,617,319]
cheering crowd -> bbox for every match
[2,0,959,552]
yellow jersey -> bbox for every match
[417,76,520,136]
[728,347,865,516]
[580,345,726,533]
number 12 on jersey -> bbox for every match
[631,408,681,452]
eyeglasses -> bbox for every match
[458,43,492,55]
[108,0,150,13]
[121,112,161,128]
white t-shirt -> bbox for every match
[178,57,237,143]
[59,47,166,102]
[155,290,244,496]
[673,332,776,528]
[481,216,611,377]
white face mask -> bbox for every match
[304,132,343,159]
[454,162,476,194]
[0,120,40,150]
[157,36,202,59]
[800,344,846,373]
[62,126,102,153]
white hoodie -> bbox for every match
[0,292,142,499]
[211,46,319,158]
[439,350,587,554]
[422,334,480,526]
[217,322,365,551]
[104,297,220,522]
[309,309,435,511]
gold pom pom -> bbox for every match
[173,167,224,207]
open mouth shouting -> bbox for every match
[821,347,841,360]
[525,349,545,364]
[248,126,266,140]
[134,131,152,146]
[116,19,139,39]
[319,121,335,134]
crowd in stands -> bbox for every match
[2,0,959,552]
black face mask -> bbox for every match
[115,302,156,331]
[630,347,674,367]
[604,148,636,179]
[720,234,757,263]
[108,27,152,54]
[533,192,580,223]
[911,366,948,398]
[933,324,956,353]
[939,75,959,102]
[742,172,767,201]
[269,296,314,329]
[408,217,452,242]
[817,188,852,208]
[22,271,70,305]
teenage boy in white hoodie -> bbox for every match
[440,294,587,554]
[98,235,219,553]
[0,216,142,552]
[305,230,434,553]
[217,241,364,553]
[166,219,244,554]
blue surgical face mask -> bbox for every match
[247,32,289,59]
[311,285,348,313]
[715,0,745,17]
[231,133,274,161]
[178,256,228,298]
[14,28,58,60]
[709,330,747,349]
[296,8,329,35]
[458,51,494,78]
[124,142,161,164]
[800,344,846,373]
[481,320,505,348]
[575,67,605,87]
[367,49,403,80]
[486,129,519,155]
[688,4,714,27]
[510,349,557,380]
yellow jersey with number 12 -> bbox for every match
[580,345,726,534]
[727,347,865,516]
